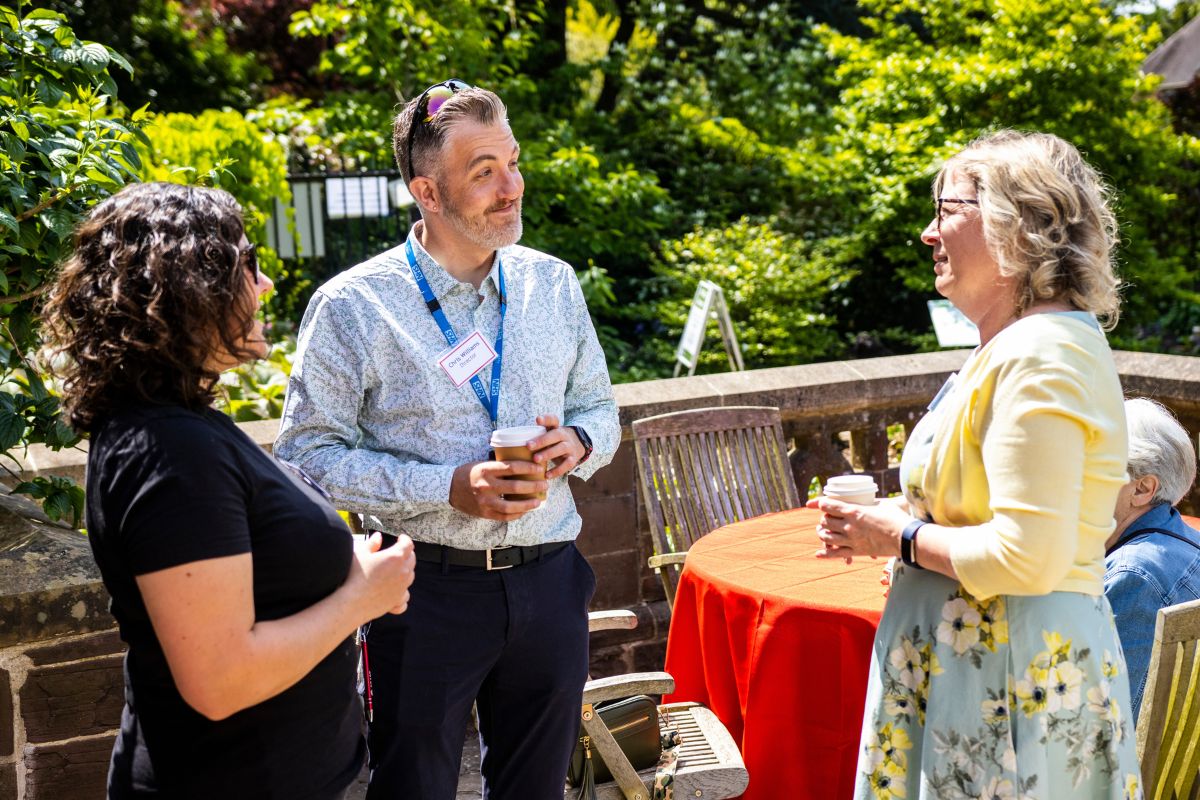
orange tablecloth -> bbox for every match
[663,508,887,800]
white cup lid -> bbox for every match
[824,474,877,493]
[490,425,547,447]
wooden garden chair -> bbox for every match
[572,610,748,800]
[632,406,800,606]
[1137,596,1200,800]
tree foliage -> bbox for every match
[22,0,1200,397]
[0,1,146,523]
[806,0,1200,353]
[289,0,543,105]
[45,0,271,112]
[137,109,291,248]
[655,218,844,370]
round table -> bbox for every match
[662,507,887,800]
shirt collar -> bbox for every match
[406,222,505,299]
[1126,501,1181,535]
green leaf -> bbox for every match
[23,370,49,402]
[43,490,71,522]
[51,24,74,47]
[106,47,132,76]
[24,8,65,22]
[49,45,79,65]
[79,43,110,74]
[47,419,81,449]
[0,208,17,236]
[0,408,25,451]
[35,79,65,106]
[12,481,45,500]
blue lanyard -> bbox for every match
[405,239,505,427]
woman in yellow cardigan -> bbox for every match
[813,130,1141,799]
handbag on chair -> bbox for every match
[567,695,661,786]
[566,695,682,799]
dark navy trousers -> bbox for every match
[363,542,595,800]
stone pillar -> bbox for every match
[0,493,123,800]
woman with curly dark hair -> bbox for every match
[43,182,416,800]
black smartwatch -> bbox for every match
[568,425,593,464]
[900,519,926,570]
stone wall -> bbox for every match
[0,495,125,800]
[4,349,1200,798]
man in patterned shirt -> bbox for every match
[275,82,620,799]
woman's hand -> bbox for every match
[348,533,417,617]
[807,496,912,563]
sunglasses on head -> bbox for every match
[405,78,472,180]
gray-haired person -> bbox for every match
[1105,397,1200,720]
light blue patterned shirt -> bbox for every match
[274,224,620,548]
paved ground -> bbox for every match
[346,732,483,799]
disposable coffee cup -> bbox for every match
[490,425,548,501]
[822,474,878,506]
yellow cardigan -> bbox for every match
[921,313,1127,600]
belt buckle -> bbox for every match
[485,545,515,571]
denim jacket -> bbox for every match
[1104,502,1200,720]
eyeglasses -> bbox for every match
[405,78,472,180]
[240,243,260,284]
[936,197,980,231]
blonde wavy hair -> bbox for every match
[934,130,1122,329]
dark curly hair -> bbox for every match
[42,182,258,432]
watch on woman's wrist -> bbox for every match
[569,425,593,464]
[900,519,926,570]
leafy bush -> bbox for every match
[46,0,271,113]
[520,123,671,279]
[138,109,291,246]
[654,218,844,372]
[807,0,1200,352]
[290,0,541,103]
[216,338,295,421]
[0,2,146,523]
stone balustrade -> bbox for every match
[4,348,1200,798]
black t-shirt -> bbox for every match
[86,405,364,799]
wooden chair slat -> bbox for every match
[1177,651,1200,800]
[1139,598,1200,800]
[748,425,778,515]
[726,427,756,519]
[699,430,737,525]
[676,441,709,541]
[680,433,720,538]
[769,422,801,508]
[1159,640,1200,799]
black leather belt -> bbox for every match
[410,540,570,570]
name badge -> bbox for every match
[437,330,498,388]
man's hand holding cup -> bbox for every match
[450,424,549,521]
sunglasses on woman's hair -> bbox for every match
[405,78,472,179]
[240,243,260,284]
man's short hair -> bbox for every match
[1126,397,1197,506]
[393,86,508,184]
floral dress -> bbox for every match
[855,347,1143,800]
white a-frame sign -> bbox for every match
[674,280,744,377]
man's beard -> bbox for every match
[440,189,523,251]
